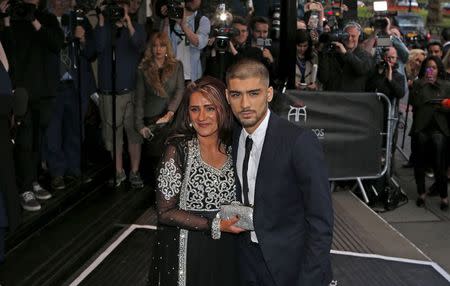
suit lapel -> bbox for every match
[232,125,243,202]
[254,113,278,204]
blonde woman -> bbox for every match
[134,32,184,160]
[405,49,426,86]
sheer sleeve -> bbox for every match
[156,144,211,231]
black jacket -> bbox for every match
[410,79,450,136]
[1,10,64,101]
[319,45,373,92]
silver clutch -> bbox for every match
[219,201,254,231]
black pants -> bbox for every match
[238,235,277,286]
[413,131,448,198]
[14,98,54,193]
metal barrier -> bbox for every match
[273,91,394,203]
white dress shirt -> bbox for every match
[236,109,271,242]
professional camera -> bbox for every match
[371,1,396,46]
[3,0,36,21]
[167,0,184,19]
[319,29,349,52]
[210,3,235,52]
[211,26,239,51]
[99,0,126,23]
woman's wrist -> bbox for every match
[211,215,221,240]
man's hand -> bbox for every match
[220,216,245,234]
[160,4,168,17]
[74,26,86,43]
[386,61,393,81]
[262,48,273,63]
[332,41,346,54]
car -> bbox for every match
[396,0,419,8]
[443,3,450,17]
[394,13,429,48]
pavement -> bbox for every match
[375,97,450,274]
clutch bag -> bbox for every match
[219,201,254,231]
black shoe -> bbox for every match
[51,176,66,190]
[416,197,425,207]
[440,201,449,211]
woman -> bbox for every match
[410,56,450,210]
[295,29,319,90]
[149,76,243,286]
[134,32,184,179]
[405,49,426,87]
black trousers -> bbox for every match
[413,131,448,198]
[238,235,277,286]
[14,97,54,193]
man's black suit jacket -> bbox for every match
[232,112,334,286]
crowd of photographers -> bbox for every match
[0,0,450,261]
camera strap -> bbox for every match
[169,11,203,41]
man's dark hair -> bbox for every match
[232,16,247,27]
[441,28,450,42]
[250,16,270,30]
[226,58,270,87]
[427,41,443,52]
[295,29,314,61]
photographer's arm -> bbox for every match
[391,36,409,64]
[182,15,210,49]
[35,15,64,53]
[387,70,406,99]
[342,49,373,76]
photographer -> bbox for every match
[367,47,405,101]
[249,16,278,82]
[318,22,373,92]
[44,0,97,190]
[95,0,146,188]
[205,16,263,80]
[1,0,64,211]
[162,0,210,82]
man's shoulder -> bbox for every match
[269,112,311,139]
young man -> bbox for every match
[225,58,334,286]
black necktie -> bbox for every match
[242,136,253,206]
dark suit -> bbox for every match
[232,112,334,286]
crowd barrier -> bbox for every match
[272,90,394,203]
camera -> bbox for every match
[211,26,239,51]
[319,29,349,52]
[210,3,236,52]
[99,0,126,23]
[167,0,184,19]
[255,37,272,49]
[3,0,36,21]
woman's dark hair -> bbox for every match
[167,76,234,149]
[295,29,314,61]
[418,55,446,80]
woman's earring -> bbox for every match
[189,122,193,128]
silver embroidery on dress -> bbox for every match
[177,139,236,286]
[157,158,182,200]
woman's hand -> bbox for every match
[156,111,174,124]
[140,127,151,139]
[307,82,318,90]
[220,216,246,234]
